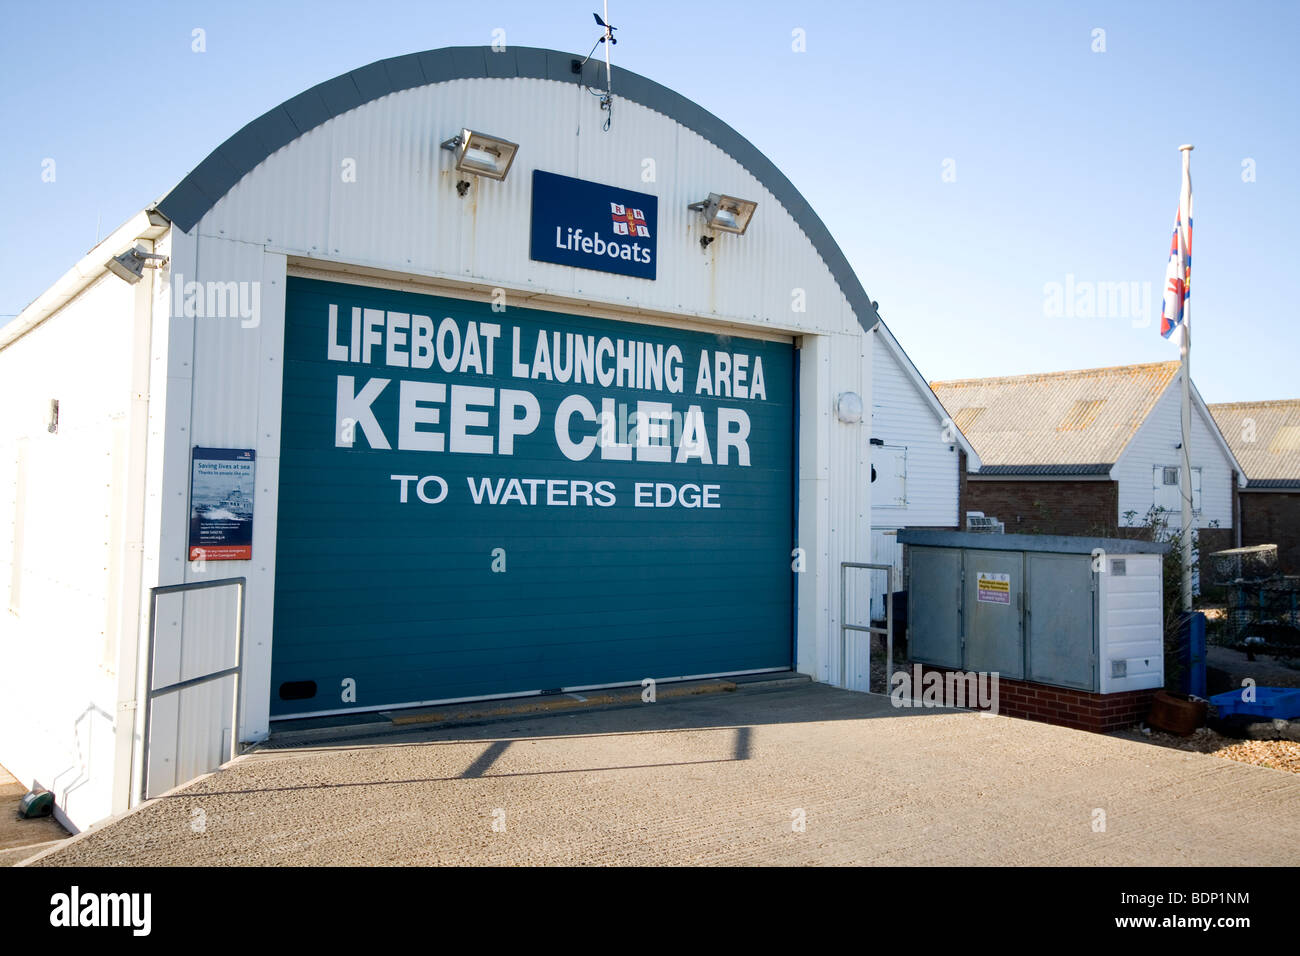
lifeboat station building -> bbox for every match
[0,46,883,831]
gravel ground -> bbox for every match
[1116,725,1300,775]
[0,765,70,866]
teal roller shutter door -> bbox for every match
[271,277,794,717]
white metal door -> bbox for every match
[872,444,908,509]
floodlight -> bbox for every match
[688,193,758,235]
[440,128,519,181]
[106,244,167,284]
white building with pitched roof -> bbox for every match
[1210,399,1300,572]
[930,362,1244,552]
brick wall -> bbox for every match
[918,665,1155,733]
[1196,528,1235,562]
[961,478,1119,536]
[1240,490,1300,575]
[992,678,1157,733]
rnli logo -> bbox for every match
[530,169,657,279]
[610,203,650,239]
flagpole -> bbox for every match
[1178,144,1194,612]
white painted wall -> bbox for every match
[0,272,141,831]
[869,329,962,529]
[867,327,966,619]
[1114,379,1236,530]
[1098,553,1164,694]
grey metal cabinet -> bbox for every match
[963,549,1025,680]
[900,530,1168,694]
[1026,552,1095,689]
[910,546,962,668]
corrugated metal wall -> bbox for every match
[830,331,872,691]
[201,79,858,339]
[142,227,287,766]
[148,70,874,741]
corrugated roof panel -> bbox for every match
[1057,398,1106,432]
[953,406,985,432]
[931,362,1179,469]
[1209,399,1300,482]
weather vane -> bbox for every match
[576,6,618,130]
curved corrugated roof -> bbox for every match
[154,45,880,334]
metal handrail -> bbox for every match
[840,562,894,693]
[140,576,246,803]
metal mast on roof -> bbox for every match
[580,6,618,130]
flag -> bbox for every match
[1159,153,1194,339]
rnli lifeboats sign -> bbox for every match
[529,170,657,280]
[188,447,256,561]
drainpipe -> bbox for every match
[1233,471,1241,548]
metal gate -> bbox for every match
[140,577,245,801]
[840,561,895,693]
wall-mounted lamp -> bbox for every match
[688,193,758,236]
[836,392,864,424]
[440,128,519,188]
[106,244,168,284]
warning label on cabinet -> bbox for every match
[977,572,1011,604]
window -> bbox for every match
[1152,465,1201,515]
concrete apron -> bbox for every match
[262,672,813,749]
[15,672,813,865]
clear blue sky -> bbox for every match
[2,0,1295,402]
